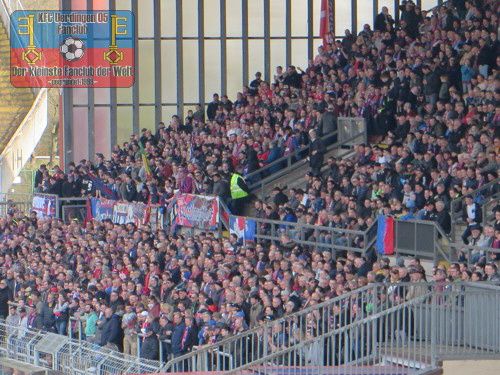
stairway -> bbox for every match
[0,21,35,154]
[243,146,355,217]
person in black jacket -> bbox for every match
[140,327,159,360]
[317,104,337,140]
[170,313,198,371]
[124,175,137,202]
[0,280,12,320]
[156,315,174,360]
[39,293,56,332]
[308,129,325,176]
[27,305,43,330]
[34,164,47,190]
[434,200,451,234]
[206,93,220,121]
[100,308,123,351]
[422,64,440,110]
[170,311,186,358]
[282,65,303,89]
[61,175,79,197]
[374,6,394,32]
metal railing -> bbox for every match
[227,283,500,375]
[450,177,500,240]
[0,321,163,375]
[219,198,378,258]
[0,193,33,217]
[162,283,383,372]
[394,219,453,264]
[247,118,366,198]
[164,282,500,374]
[1,283,498,375]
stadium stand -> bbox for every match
[0,0,499,373]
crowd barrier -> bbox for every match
[224,283,500,375]
[3,282,497,375]
[2,190,499,266]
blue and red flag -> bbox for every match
[83,167,119,201]
[376,214,394,255]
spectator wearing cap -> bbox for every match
[406,267,427,301]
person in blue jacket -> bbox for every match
[265,141,284,175]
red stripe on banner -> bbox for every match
[319,0,328,47]
[384,216,395,255]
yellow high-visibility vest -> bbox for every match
[230,174,249,199]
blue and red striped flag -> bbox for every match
[83,167,119,201]
[376,214,394,255]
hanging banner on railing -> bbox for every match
[89,198,159,227]
[172,194,219,230]
[32,193,57,218]
[90,198,115,221]
[229,216,256,243]
[112,202,130,224]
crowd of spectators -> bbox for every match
[32,1,499,244]
[255,0,500,251]
[0,0,499,366]
[0,214,499,362]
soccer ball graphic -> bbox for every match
[60,37,85,62]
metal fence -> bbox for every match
[0,322,163,375]
[0,283,498,375]
[0,193,33,217]
[224,283,500,375]
[450,177,500,240]
[394,219,452,264]
[219,198,378,258]
[161,282,500,373]
[162,283,382,372]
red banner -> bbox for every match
[172,194,219,230]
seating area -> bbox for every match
[0,0,499,373]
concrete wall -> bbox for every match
[443,360,500,375]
